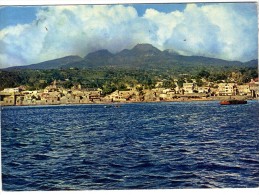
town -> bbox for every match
[0,75,258,106]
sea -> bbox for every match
[1,101,259,191]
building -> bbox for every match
[85,88,102,102]
[249,83,259,98]
[182,83,196,94]
[155,81,163,88]
[237,84,250,96]
[2,88,20,93]
[105,89,135,102]
[0,88,22,105]
[250,78,259,85]
[198,87,210,93]
[218,83,237,96]
[0,92,16,106]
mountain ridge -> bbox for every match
[5,55,83,70]
[3,44,258,70]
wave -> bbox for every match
[2,101,258,190]
[32,154,51,161]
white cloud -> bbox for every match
[145,3,258,61]
[0,3,257,68]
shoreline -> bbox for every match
[1,97,258,107]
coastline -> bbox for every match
[1,96,258,107]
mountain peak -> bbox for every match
[85,49,113,59]
[4,43,256,70]
[132,43,161,53]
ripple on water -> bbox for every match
[1,102,259,190]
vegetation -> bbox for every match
[1,44,257,92]
[0,64,257,92]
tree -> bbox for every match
[197,70,210,79]
[196,78,203,87]
[118,83,128,91]
[63,80,73,89]
[162,80,176,89]
[177,78,185,88]
[102,82,116,95]
[209,72,227,81]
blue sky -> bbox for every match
[0,4,186,29]
[0,3,257,67]
[0,6,38,29]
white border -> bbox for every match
[0,1,258,195]
[1,188,259,195]
[0,0,257,5]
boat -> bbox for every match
[104,105,112,108]
[220,99,247,105]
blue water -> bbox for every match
[1,101,259,190]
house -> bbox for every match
[159,93,168,100]
[217,83,237,96]
[155,88,178,101]
[182,83,197,94]
[249,82,259,98]
[60,95,73,104]
[237,84,250,95]
[85,88,102,95]
[198,87,210,93]
[44,80,63,93]
[72,90,84,97]
[22,90,38,95]
[2,88,20,93]
[155,81,163,88]
[39,91,61,105]
[18,85,27,91]
[85,88,102,102]
[105,90,135,102]
[0,92,16,106]
[162,88,171,94]
[16,95,25,105]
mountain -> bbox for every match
[85,49,114,60]
[64,44,258,70]
[80,49,114,68]
[244,59,259,67]
[5,55,83,70]
[129,43,161,55]
[3,44,258,70]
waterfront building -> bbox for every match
[218,83,237,96]
[182,83,196,94]
[16,95,25,106]
[22,90,34,95]
[159,93,168,100]
[105,89,135,102]
[85,88,102,102]
[198,87,210,93]
[2,88,20,93]
[249,79,259,98]
[237,84,251,95]
[0,93,16,105]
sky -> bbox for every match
[0,2,258,68]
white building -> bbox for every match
[183,83,197,94]
[218,83,237,96]
[2,88,20,93]
[198,87,210,93]
[237,84,250,95]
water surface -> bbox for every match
[1,101,259,190]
